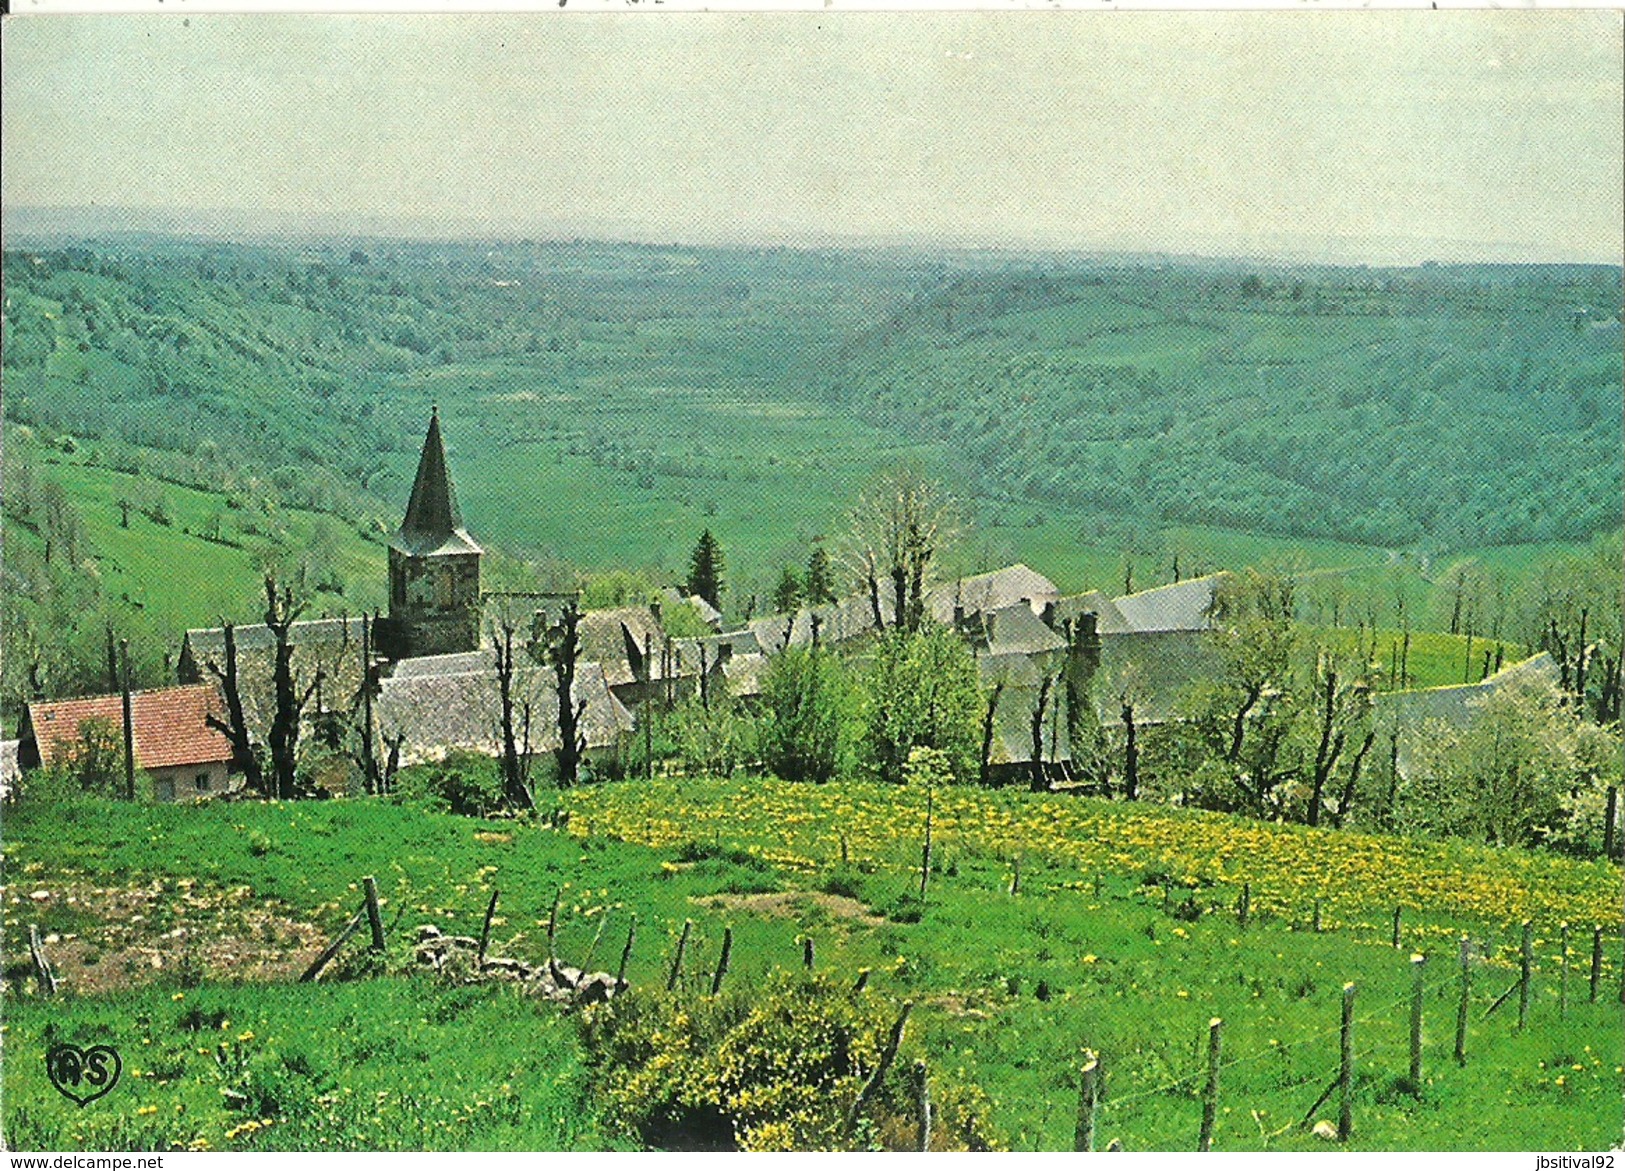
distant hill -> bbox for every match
[2,237,1619,562]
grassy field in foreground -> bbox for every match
[3,789,1619,1151]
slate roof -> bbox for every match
[178,616,369,741]
[1375,652,1559,777]
[927,564,1060,625]
[578,606,671,688]
[388,650,490,678]
[747,591,892,656]
[376,657,633,766]
[1052,591,1135,635]
[722,652,772,699]
[180,616,365,660]
[391,409,483,558]
[1091,629,1225,726]
[971,603,1067,657]
[1110,574,1227,633]
[24,686,233,771]
[1,740,19,798]
[982,676,1073,767]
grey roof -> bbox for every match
[182,616,365,658]
[928,564,1060,625]
[1091,629,1226,726]
[388,650,490,679]
[1053,591,1135,636]
[722,652,771,699]
[578,606,670,687]
[391,409,482,558]
[178,616,369,741]
[376,657,632,766]
[971,604,1067,657]
[983,679,1073,767]
[748,591,891,656]
[1375,652,1559,777]
[1110,574,1227,633]
[976,652,1046,689]
[1,740,18,798]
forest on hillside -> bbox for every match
[4,239,1619,554]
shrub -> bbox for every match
[759,648,850,783]
[580,970,1000,1151]
[397,751,504,818]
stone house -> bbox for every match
[17,685,236,802]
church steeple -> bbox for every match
[393,406,482,558]
[376,408,483,661]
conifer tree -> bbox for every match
[686,529,725,611]
[772,567,804,614]
[805,543,837,605]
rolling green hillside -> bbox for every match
[1,239,1618,707]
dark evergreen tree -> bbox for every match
[805,543,837,605]
[686,529,725,611]
[772,567,803,614]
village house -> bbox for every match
[16,684,236,802]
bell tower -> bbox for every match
[375,407,483,660]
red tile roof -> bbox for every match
[27,685,233,771]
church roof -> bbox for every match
[392,409,483,558]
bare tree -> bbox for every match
[204,619,266,796]
[542,597,588,788]
[979,678,1005,787]
[1305,652,1372,827]
[846,469,959,635]
[490,614,536,811]
[264,576,322,800]
[1028,672,1056,792]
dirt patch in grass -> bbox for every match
[3,879,332,996]
[697,889,886,928]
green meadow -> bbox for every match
[3,787,1618,1151]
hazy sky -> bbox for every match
[3,12,1621,263]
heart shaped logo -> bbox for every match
[46,1043,122,1106]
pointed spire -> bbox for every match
[394,408,481,556]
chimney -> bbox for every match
[953,604,965,632]
[1078,611,1102,670]
[1041,601,1056,629]
[650,599,662,623]
[718,642,734,664]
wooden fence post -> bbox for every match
[616,914,636,991]
[1338,983,1355,1143]
[845,1000,912,1140]
[299,907,366,983]
[1010,855,1021,897]
[1408,954,1425,1085]
[914,1059,932,1152]
[1198,1018,1222,1151]
[1391,905,1403,949]
[666,919,691,992]
[546,888,562,980]
[1558,923,1570,1018]
[362,876,386,952]
[1605,785,1617,859]
[28,924,57,997]
[1312,898,1322,934]
[710,926,733,996]
[919,787,934,902]
[803,935,816,972]
[1589,926,1603,1004]
[1517,921,1532,1031]
[1074,1050,1099,1153]
[477,887,500,966]
[1455,937,1470,1066]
